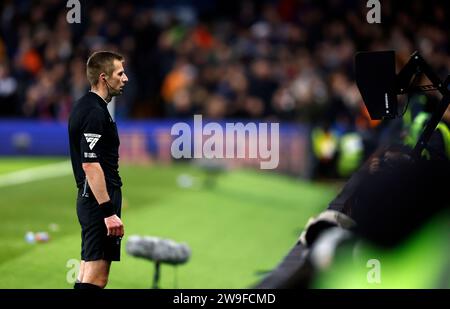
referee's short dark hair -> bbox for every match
[86,51,124,86]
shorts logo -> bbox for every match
[84,152,97,158]
[84,133,101,150]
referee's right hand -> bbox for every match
[104,215,124,237]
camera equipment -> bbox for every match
[126,235,191,288]
[355,50,450,157]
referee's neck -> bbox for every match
[90,89,109,104]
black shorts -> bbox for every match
[76,185,122,261]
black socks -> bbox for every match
[74,282,102,289]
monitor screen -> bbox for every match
[355,50,398,120]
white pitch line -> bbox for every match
[0,160,72,188]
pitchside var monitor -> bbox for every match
[355,50,398,120]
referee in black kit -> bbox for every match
[69,51,128,289]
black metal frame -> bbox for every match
[395,51,450,157]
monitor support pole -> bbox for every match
[394,51,450,158]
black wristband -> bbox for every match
[99,200,115,218]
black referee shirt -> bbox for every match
[68,92,122,188]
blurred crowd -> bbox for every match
[0,0,448,127]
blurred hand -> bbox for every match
[104,215,124,237]
[369,157,381,173]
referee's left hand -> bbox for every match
[104,215,124,237]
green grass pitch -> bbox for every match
[0,157,336,289]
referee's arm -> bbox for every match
[83,162,110,204]
[83,162,124,237]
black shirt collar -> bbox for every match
[88,91,109,108]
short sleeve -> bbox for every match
[80,111,106,162]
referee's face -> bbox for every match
[107,59,128,96]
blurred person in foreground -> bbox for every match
[68,51,128,289]
[256,97,450,288]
